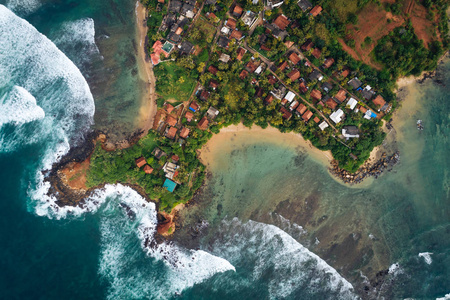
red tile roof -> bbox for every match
[265,94,275,104]
[237,47,246,61]
[334,89,347,102]
[166,115,177,126]
[280,107,292,119]
[185,111,194,122]
[289,52,301,65]
[312,48,322,59]
[144,165,153,174]
[278,61,288,71]
[200,90,210,101]
[261,44,271,51]
[230,30,243,40]
[302,110,313,121]
[341,69,350,78]
[135,157,146,168]
[166,126,178,139]
[296,103,307,115]
[268,75,277,85]
[179,127,190,138]
[239,69,249,79]
[165,103,174,113]
[273,14,290,30]
[233,5,243,15]
[190,101,199,111]
[310,5,322,16]
[197,116,209,130]
[209,79,219,88]
[323,57,335,68]
[310,89,322,101]
[325,97,338,110]
[288,69,300,81]
[301,40,314,51]
[373,95,386,108]
[226,18,237,30]
[313,117,320,123]
[150,40,169,65]
[208,65,218,75]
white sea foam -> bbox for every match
[437,293,450,300]
[6,0,41,16]
[0,86,45,125]
[0,5,94,213]
[212,218,358,299]
[418,252,433,265]
[388,263,402,275]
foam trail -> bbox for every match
[211,218,358,300]
[437,293,450,300]
[0,86,45,126]
[0,5,94,214]
[5,0,41,16]
[94,184,234,299]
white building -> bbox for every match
[346,97,358,110]
[330,109,344,124]
[342,126,360,139]
[319,121,329,131]
[283,91,296,103]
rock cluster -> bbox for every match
[330,151,400,184]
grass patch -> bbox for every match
[154,62,197,101]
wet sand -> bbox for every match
[135,1,157,136]
[199,123,333,170]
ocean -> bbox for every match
[0,1,449,299]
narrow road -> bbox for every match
[243,41,339,132]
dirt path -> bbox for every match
[135,1,158,137]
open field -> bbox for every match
[153,62,197,101]
[408,0,441,48]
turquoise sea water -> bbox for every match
[0,1,449,299]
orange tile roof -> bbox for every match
[135,157,146,168]
[197,116,209,130]
[296,103,307,115]
[288,69,300,81]
[166,126,178,139]
[179,127,190,138]
[239,70,249,79]
[312,48,322,59]
[313,117,320,123]
[310,89,322,101]
[165,103,174,113]
[334,89,347,102]
[302,110,313,121]
[226,18,237,30]
[144,165,153,174]
[185,111,194,121]
[326,97,338,110]
[289,52,301,64]
[166,115,177,126]
[273,14,290,30]
[372,95,386,108]
[310,5,322,16]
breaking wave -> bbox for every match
[208,218,358,299]
[418,252,433,265]
[0,85,45,126]
[5,0,41,16]
[94,184,235,299]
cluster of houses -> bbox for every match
[150,0,199,65]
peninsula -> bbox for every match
[50,0,448,234]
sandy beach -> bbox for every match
[199,123,333,171]
[135,1,157,137]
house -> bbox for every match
[310,89,322,101]
[301,40,314,51]
[265,94,275,104]
[197,116,209,130]
[241,11,258,27]
[312,48,321,59]
[334,89,347,103]
[299,80,308,93]
[288,69,300,81]
[225,18,237,30]
[135,157,146,168]
[270,85,287,99]
[302,110,313,121]
[239,69,249,79]
[359,105,368,114]
[342,126,360,139]
[152,147,167,159]
[330,108,344,124]
[268,74,277,85]
[179,127,190,138]
[167,32,181,44]
[168,0,182,12]
[246,60,258,73]
[175,26,183,35]
[296,103,307,115]
[283,91,296,103]
[267,0,284,8]
[209,79,219,89]
[207,12,218,22]
[165,126,178,139]
[164,103,174,113]
[313,117,320,123]
[189,101,199,112]
[232,4,243,17]
[150,40,170,65]
[319,121,329,131]
[322,82,333,93]
[208,65,218,75]
[278,61,288,71]
[348,77,362,90]
[219,53,231,63]
[181,2,195,18]
[236,47,246,60]
[207,106,220,119]
[346,97,358,110]
[289,100,299,111]
[199,89,210,101]
[230,30,243,40]
[273,14,290,30]
[144,165,153,174]
[171,154,179,163]
[372,95,386,111]
[254,87,263,98]
[221,26,231,35]
[309,69,323,81]
[255,63,265,75]
[163,179,177,192]
[284,40,294,48]
[166,115,177,126]
[310,5,322,16]
[179,41,194,55]
[280,107,292,120]
[325,97,338,110]
[362,86,375,100]
[288,52,301,65]
[185,111,194,122]
[217,36,230,49]
[323,58,335,69]
[340,69,350,78]
[297,0,313,11]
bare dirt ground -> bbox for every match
[409,1,441,48]
[59,158,91,190]
[339,3,404,70]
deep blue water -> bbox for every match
[0,1,449,299]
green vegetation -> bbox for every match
[154,61,197,101]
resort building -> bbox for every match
[346,97,358,110]
[330,109,344,124]
[342,126,360,139]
